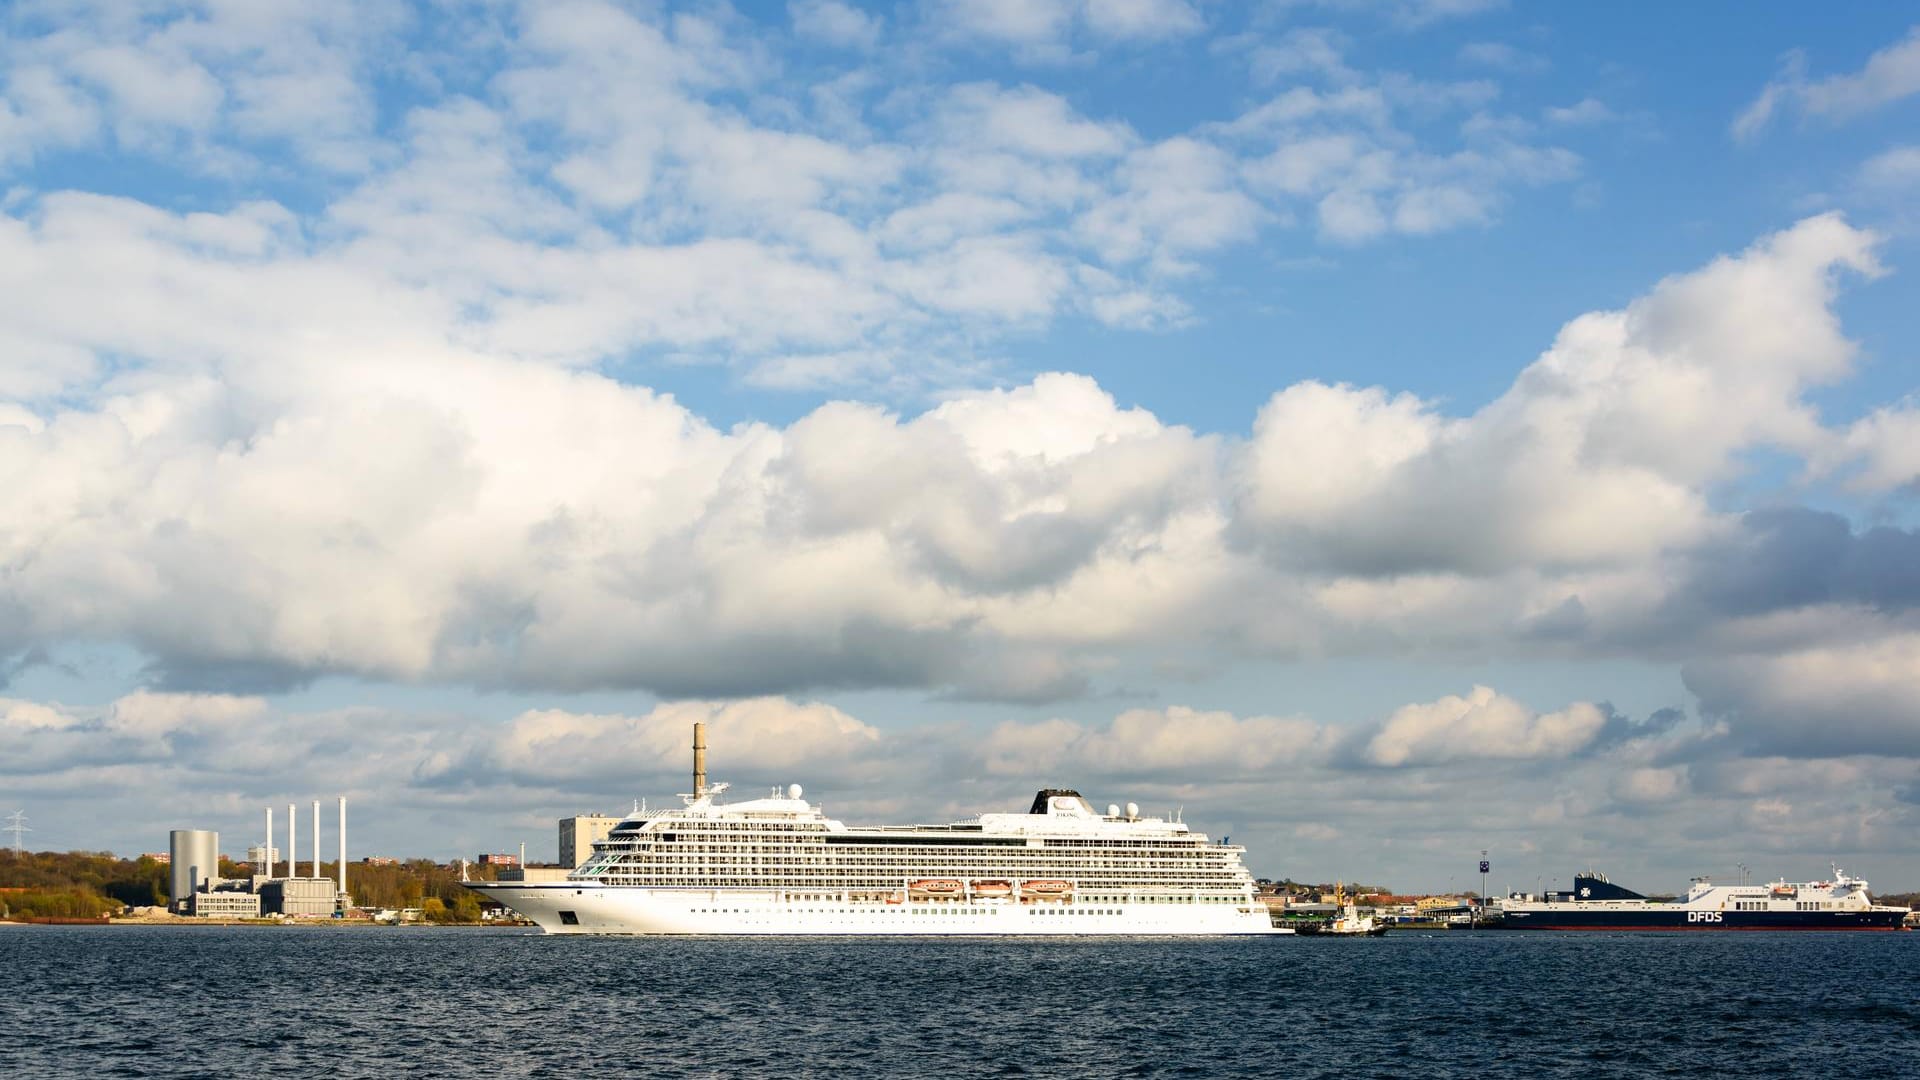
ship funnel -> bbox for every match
[693,722,708,797]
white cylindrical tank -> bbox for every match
[168,829,219,912]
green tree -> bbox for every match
[452,893,482,923]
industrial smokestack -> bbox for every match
[288,802,296,877]
[312,800,320,879]
[693,721,707,797]
[265,806,273,877]
[337,796,347,900]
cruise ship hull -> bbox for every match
[468,883,1280,936]
[1500,908,1908,931]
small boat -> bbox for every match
[1020,880,1073,897]
[971,880,1013,898]
[908,879,964,896]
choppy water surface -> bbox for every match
[2,927,1915,1078]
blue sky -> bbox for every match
[1,1,1918,894]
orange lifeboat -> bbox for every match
[1021,879,1073,897]
[971,879,1013,898]
[908,879,965,896]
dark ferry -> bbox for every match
[1498,868,1910,931]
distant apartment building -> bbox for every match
[559,815,620,869]
[361,856,400,867]
[475,853,519,867]
[140,852,171,864]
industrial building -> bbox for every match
[259,878,336,916]
[169,795,355,917]
[559,814,619,868]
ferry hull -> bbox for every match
[1500,909,1908,931]
[467,883,1282,936]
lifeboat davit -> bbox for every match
[908,879,965,896]
[971,879,1013,897]
[1021,879,1073,896]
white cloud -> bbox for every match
[1235,212,1882,575]
[1082,0,1205,42]
[1734,27,1920,140]
[936,83,1133,161]
[0,0,400,172]
[983,706,1332,778]
[1856,144,1920,192]
[933,0,1078,57]
[790,0,884,50]
[1364,685,1608,767]
[1545,97,1615,126]
[933,0,1201,57]
[1610,765,1686,805]
[483,698,881,786]
[1820,401,1920,490]
[1273,0,1508,30]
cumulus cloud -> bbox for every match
[1821,401,1920,491]
[1362,686,1608,767]
[1234,213,1882,577]
[0,198,1908,704]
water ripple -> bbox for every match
[0,927,1914,1079]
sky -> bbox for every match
[1,0,1918,895]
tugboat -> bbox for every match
[1498,867,1909,931]
[1297,884,1389,936]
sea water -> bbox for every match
[1,927,1914,1078]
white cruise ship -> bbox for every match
[468,724,1278,936]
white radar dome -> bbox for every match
[1125,802,1139,819]
[1108,804,1121,818]
[788,784,804,800]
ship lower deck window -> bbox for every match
[558,911,579,925]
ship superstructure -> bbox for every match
[468,725,1276,936]
[1498,869,1910,931]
